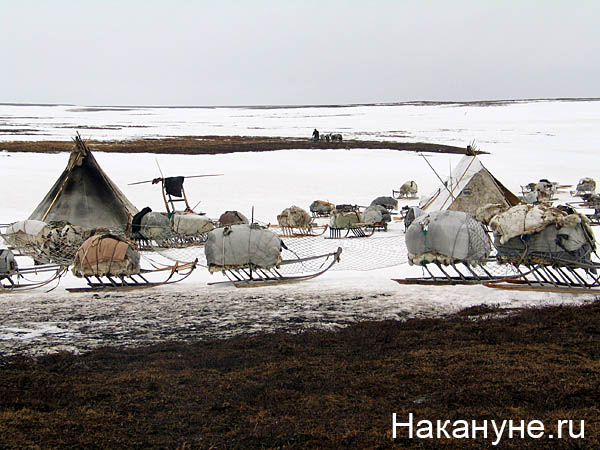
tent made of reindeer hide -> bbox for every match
[205,224,282,272]
[419,154,520,216]
[28,134,138,229]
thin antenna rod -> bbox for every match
[155,158,164,179]
[420,154,455,200]
[128,174,223,185]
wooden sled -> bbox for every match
[393,260,523,286]
[270,224,328,238]
[135,233,209,251]
[327,225,375,239]
[484,260,600,294]
[392,190,418,200]
[208,247,342,288]
[1,264,67,292]
[66,260,197,292]
[585,215,600,226]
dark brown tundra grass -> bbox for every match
[0,135,475,156]
[1,302,599,449]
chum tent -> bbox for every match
[28,134,138,229]
[419,153,520,216]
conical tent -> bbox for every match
[419,154,520,216]
[29,134,138,229]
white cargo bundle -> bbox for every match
[205,224,282,272]
[171,213,214,236]
[139,212,172,242]
[73,234,140,277]
[0,249,18,277]
[490,204,595,265]
[489,204,570,245]
[330,211,361,229]
[361,205,391,224]
[2,220,48,248]
[277,206,312,228]
[405,210,491,266]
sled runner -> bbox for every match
[66,261,197,292]
[327,225,375,239]
[1,249,67,292]
[66,233,197,292]
[393,259,521,286]
[271,223,328,238]
[484,259,600,294]
[207,247,342,287]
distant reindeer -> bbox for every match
[319,133,342,142]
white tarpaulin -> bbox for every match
[205,224,282,272]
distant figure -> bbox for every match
[312,129,320,141]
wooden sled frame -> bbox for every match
[392,260,521,286]
[311,211,331,218]
[270,223,328,238]
[208,247,342,288]
[484,260,600,294]
[392,189,418,200]
[327,225,375,239]
[66,260,197,292]
[1,264,67,292]
[135,232,209,252]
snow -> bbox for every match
[1,100,599,356]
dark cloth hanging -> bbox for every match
[131,207,152,234]
[164,177,185,197]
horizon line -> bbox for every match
[1,97,600,110]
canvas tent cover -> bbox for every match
[29,135,138,229]
[419,155,520,216]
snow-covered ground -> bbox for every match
[1,100,599,356]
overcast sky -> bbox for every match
[1,0,599,106]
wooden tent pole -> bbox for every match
[160,179,170,214]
